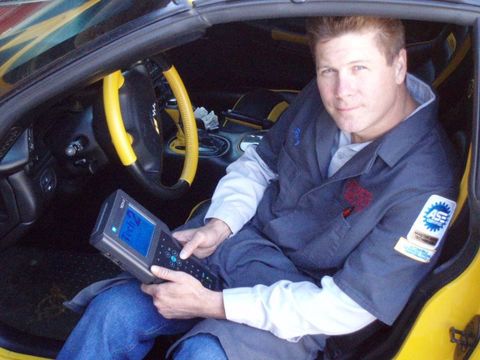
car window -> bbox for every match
[0,0,168,97]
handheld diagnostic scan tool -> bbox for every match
[90,189,220,290]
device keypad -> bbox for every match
[153,232,217,290]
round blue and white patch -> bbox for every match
[423,202,452,232]
[396,195,457,262]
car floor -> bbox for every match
[0,245,120,340]
[0,167,199,357]
[0,175,125,345]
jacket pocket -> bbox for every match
[263,199,352,273]
[301,208,351,270]
[273,146,310,213]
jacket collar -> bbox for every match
[376,74,437,167]
[319,74,437,180]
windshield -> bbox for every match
[0,0,168,97]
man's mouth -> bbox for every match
[336,105,360,112]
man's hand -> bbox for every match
[173,218,232,260]
[141,266,226,319]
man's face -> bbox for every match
[314,30,408,143]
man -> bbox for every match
[58,16,459,359]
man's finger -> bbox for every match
[151,266,183,282]
[172,229,195,243]
[140,283,154,296]
[179,236,203,259]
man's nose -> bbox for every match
[335,73,354,98]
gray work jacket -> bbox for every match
[174,79,459,360]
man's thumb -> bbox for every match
[151,266,180,281]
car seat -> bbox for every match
[222,88,295,132]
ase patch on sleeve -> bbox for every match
[394,195,456,263]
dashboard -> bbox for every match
[0,67,274,248]
[0,126,56,245]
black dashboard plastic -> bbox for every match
[0,127,58,247]
[0,129,30,173]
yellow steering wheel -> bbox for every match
[103,60,198,199]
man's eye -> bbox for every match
[320,68,335,75]
[353,65,367,71]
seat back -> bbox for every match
[222,88,293,131]
[408,24,470,85]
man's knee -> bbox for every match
[173,334,227,360]
[86,280,156,330]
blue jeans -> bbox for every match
[57,280,227,360]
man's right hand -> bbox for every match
[173,218,232,260]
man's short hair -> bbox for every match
[306,16,406,64]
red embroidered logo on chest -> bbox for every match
[343,179,373,212]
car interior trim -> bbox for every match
[271,28,308,45]
[453,146,471,225]
[267,100,289,122]
[433,35,472,88]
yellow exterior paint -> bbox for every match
[394,149,476,359]
[0,0,102,90]
[470,343,480,359]
[394,249,480,359]
[0,348,49,360]
[162,66,198,185]
[103,71,137,166]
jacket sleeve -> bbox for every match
[333,187,458,325]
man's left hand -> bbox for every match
[141,265,226,320]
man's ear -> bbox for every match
[394,48,408,84]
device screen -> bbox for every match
[119,205,155,256]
